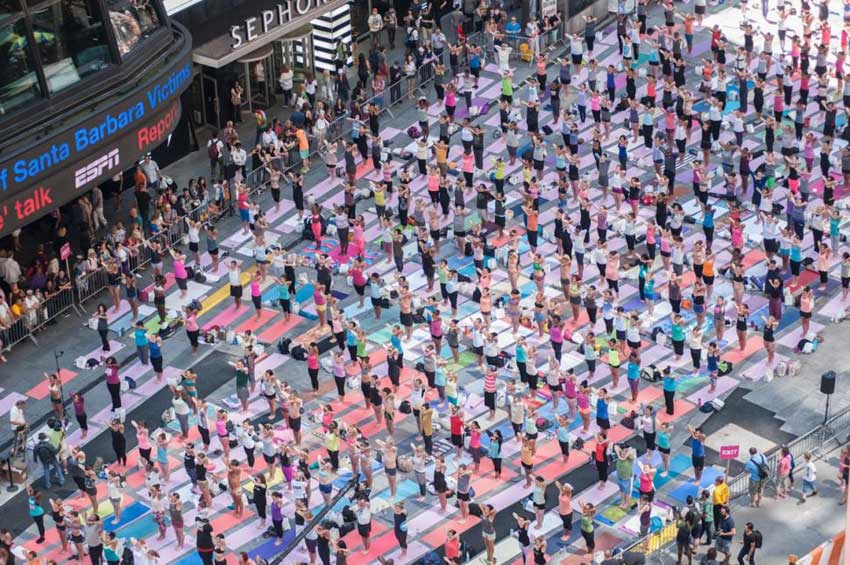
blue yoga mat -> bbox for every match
[110,313,134,336]
[668,466,724,502]
[116,515,159,540]
[104,501,150,532]
[248,530,296,560]
[174,552,204,565]
[294,283,315,304]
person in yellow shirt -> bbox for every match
[324,422,341,470]
[420,404,433,455]
[435,140,449,176]
[711,475,730,530]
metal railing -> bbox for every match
[615,520,679,556]
[76,268,111,307]
[3,317,32,350]
[28,286,80,338]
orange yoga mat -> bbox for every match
[721,335,764,364]
[655,399,696,424]
[536,451,591,481]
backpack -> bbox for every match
[753,530,763,548]
[208,140,220,160]
[752,456,769,480]
[277,338,292,355]
[34,442,53,464]
[291,345,307,361]
[621,410,638,429]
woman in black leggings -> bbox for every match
[104,357,122,411]
[95,304,110,351]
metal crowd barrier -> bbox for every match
[75,268,111,307]
[610,520,678,557]
[27,286,80,339]
[3,317,32,349]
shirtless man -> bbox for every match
[399,287,413,339]
[376,437,398,498]
[227,460,244,517]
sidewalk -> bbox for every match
[721,455,845,564]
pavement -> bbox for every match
[0,2,849,564]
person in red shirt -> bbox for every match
[450,407,464,457]
[444,529,460,563]
[595,430,610,488]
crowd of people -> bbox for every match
[6,0,850,563]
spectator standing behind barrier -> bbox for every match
[140,154,160,191]
[207,132,224,181]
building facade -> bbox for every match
[0,0,192,238]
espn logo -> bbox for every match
[74,149,120,189]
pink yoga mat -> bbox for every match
[202,304,250,331]
[257,315,306,344]
[234,308,280,334]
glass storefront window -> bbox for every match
[0,4,43,114]
[104,0,160,56]
[28,0,112,95]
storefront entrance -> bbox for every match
[202,74,220,129]
[273,26,316,83]
[237,45,275,113]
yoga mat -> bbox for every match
[164,281,211,311]
[234,308,280,334]
[685,376,738,404]
[115,515,159,540]
[571,480,620,512]
[104,501,150,531]
[202,304,250,331]
[82,340,125,361]
[257,314,307,344]
[668,466,724,502]
[26,368,78,399]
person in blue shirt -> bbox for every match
[469,53,481,87]
[662,366,677,415]
[515,338,528,383]
[277,276,291,321]
[595,388,610,430]
[626,352,641,403]
[556,414,572,463]
[134,321,149,365]
[744,447,768,507]
[688,425,707,484]
[345,322,359,362]
[606,65,617,103]
[702,204,716,250]
[390,326,404,365]
[505,17,521,42]
[149,333,164,383]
